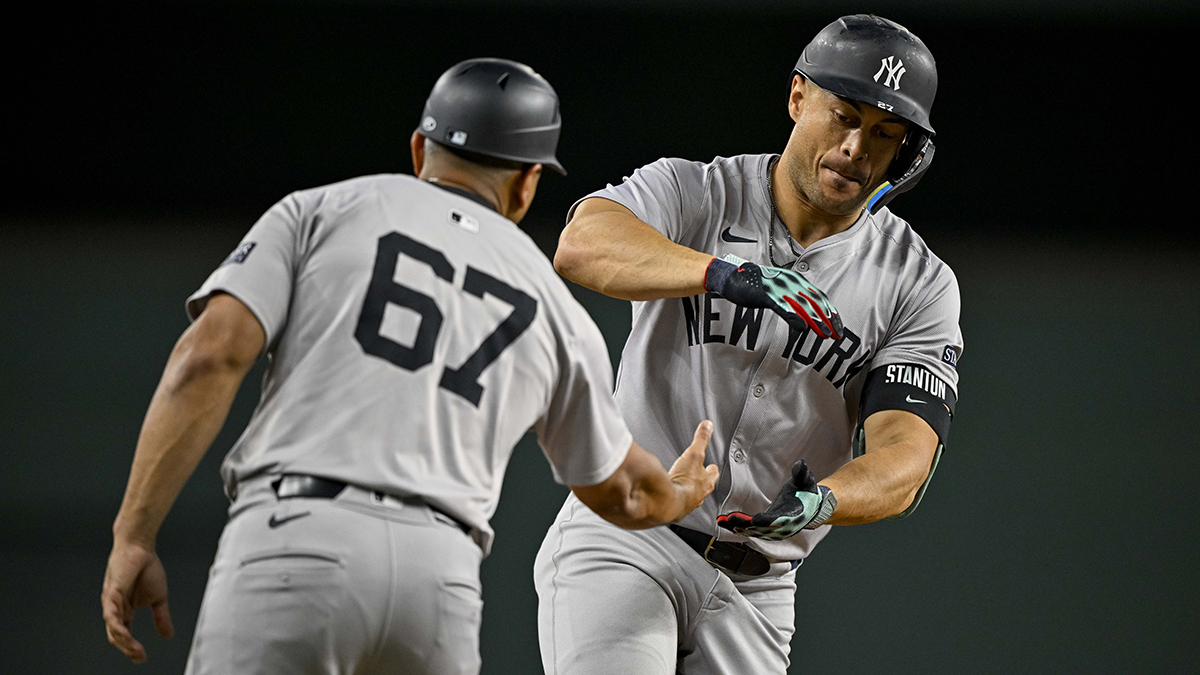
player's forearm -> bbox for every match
[573,445,686,529]
[554,208,713,301]
[112,333,253,546]
[573,436,717,529]
[620,458,695,529]
[819,440,934,525]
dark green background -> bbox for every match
[3,2,1197,672]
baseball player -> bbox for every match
[100,58,719,674]
[536,15,961,674]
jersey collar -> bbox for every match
[426,181,500,214]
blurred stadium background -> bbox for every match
[3,1,1197,672]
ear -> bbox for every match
[410,131,426,177]
[788,74,807,123]
[507,163,543,224]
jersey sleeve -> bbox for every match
[533,299,633,487]
[567,157,710,243]
[861,261,962,438]
[871,261,963,401]
[185,191,311,353]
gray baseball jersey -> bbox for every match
[186,174,632,556]
[573,153,962,562]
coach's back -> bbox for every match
[187,174,627,554]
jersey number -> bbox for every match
[354,232,537,407]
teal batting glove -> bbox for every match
[704,255,842,339]
[717,460,837,541]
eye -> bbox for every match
[876,126,905,141]
[832,110,851,124]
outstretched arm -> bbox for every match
[571,421,719,529]
[102,293,264,662]
[553,197,713,301]
[556,198,842,338]
[718,410,938,539]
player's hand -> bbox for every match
[102,539,174,663]
[667,421,720,517]
[716,460,836,540]
[704,255,842,339]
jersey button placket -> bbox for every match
[796,260,810,272]
[718,339,776,515]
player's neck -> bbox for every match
[423,173,506,214]
[770,159,861,249]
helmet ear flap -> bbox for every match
[867,134,935,214]
[889,131,925,181]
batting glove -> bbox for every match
[704,255,843,339]
[716,460,837,541]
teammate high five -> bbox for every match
[101,58,717,674]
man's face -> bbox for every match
[783,76,910,216]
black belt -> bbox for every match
[272,474,472,536]
[668,524,772,577]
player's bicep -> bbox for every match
[569,195,640,223]
[557,197,661,269]
[185,292,267,370]
[566,157,707,243]
[861,409,938,457]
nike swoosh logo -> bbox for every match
[268,511,312,528]
[720,227,756,243]
[905,396,926,404]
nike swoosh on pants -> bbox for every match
[268,511,312,528]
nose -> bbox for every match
[840,129,868,162]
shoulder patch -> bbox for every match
[221,242,256,266]
[942,345,959,368]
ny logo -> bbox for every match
[873,56,906,91]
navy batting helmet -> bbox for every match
[417,58,566,175]
[795,15,938,213]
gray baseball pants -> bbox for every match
[185,475,483,675]
[535,495,797,675]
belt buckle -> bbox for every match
[702,535,750,574]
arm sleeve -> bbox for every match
[566,157,710,243]
[533,299,634,487]
[185,192,310,354]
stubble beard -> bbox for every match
[784,153,868,217]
